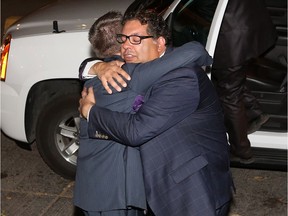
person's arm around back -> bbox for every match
[86,67,201,146]
[130,41,212,92]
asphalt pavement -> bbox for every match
[1,132,287,216]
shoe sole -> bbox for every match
[230,155,255,164]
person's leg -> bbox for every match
[82,210,101,216]
[242,84,263,121]
[126,208,146,216]
[145,205,155,216]
[211,66,253,160]
[216,201,231,216]
[82,210,144,216]
[242,84,270,134]
[100,209,145,216]
[240,62,270,134]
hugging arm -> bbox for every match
[87,68,200,146]
[79,57,127,93]
[130,41,212,92]
[79,57,100,80]
[79,42,212,92]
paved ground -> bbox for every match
[1,132,287,216]
[1,132,80,216]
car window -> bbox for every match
[127,0,218,46]
[125,0,175,16]
[170,0,218,47]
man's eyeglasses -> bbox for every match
[116,34,154,45]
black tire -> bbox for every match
[36,93,80,179]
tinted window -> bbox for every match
[170,0,218,46]
[126,0,218,47]
[125,0,175,16]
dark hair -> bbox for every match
[88,11,123,58]
[122,10,171,45]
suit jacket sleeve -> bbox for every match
[125,41,212,93]
[88,67,200,146]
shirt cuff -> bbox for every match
[86,105,93,122]
[82,60,102,79]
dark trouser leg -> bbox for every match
[211,66,253,158]
[216,201,231,216]
[243,85,263,121]
[82,208,145,216]
[145,205,155,216]
[241,64,263,122]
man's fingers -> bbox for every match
[87,87,96,103]
[101,79,113,94]
[117,67,131,81]
[81,90,87,98]
[109,81,122,92]
[78,98,83,117]
[96,61,130,93]
[81,87,88,98]
[88,86,94,94]
[114,60,125,67]
[78,88,95,119]
[100,72,123,93]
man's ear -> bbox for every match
[157,36,166,53]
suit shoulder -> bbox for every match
[122,63,140,77]
[84,77,101,88]
[160,65,201,79]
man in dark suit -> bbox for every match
[79,10,233,216]
[74,11,214,216]
[74,12,147,216]
[211,0,277,162]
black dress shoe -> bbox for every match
[230,154,255,164]
[230,151,255,164]
[247,114,270,134]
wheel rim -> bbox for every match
[55,115,80,165]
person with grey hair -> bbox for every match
[88,11,123,59]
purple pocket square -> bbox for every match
[132,95,144,112]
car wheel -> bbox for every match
[36,93,80,179]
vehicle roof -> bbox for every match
[5,0,134,38]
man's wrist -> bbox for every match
[82,60,102,79]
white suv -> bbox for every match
[1,0,287,179]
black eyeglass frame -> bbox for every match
[116,34,154,45]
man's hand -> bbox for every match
[92,60,131,94]
[79,87,96,119]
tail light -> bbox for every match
[1,34,12,81]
